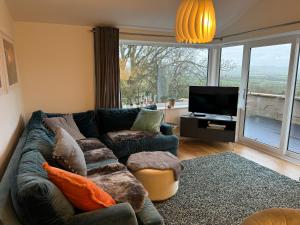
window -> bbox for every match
[119,44,208,108]
[219,45,243,87]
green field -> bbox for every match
[220,66,300,97]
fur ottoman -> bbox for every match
[127,151,182,201]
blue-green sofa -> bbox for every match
[5,107,178,225]
[47,105,178,162]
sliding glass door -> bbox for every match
[288,60,300,154]
[243,44,292,148]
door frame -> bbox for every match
[237,36,300,161]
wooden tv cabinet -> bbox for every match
[180,114,236,142]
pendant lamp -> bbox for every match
[176,0,216,43]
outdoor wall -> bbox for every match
[247,93,300,124]
[0,0,24,178]
[15,22,95,121]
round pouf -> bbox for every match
[133,168,179,201]
[241,208,300,225]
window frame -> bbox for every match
[119,41,210,108]
[120,34,300,163]
[218,45,244,87]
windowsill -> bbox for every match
[157,104,188,110]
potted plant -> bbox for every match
[168,98,176,108]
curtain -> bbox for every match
[93,27,121,109]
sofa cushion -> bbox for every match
[88,162,148,212]
[131,109,164,133]
[73,111,100,138]
[86,159,119,175]
[53,127,87,176]
[101,134,179,160]
[84,148,117,164]
[27,110,49,131]
[44,114,85,140]
[22,127,55,164]
[96,105,157,135]
[46,111,100,138]
[84,147,119,175]
[16,151,75,225]
[43,162,116,212]
[24,111,56,162]
[107,130,155,143]
[77,138,107,152]
[136,198,164,225]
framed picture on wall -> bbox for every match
[0,35,7,95]
[0,31,18,90]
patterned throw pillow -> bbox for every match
[53,127,87,176]
[43,114,85,140]
[43,162,116,211]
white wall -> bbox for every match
[0,0,24,178]
[220,0,300,43]
[15,22,95,121]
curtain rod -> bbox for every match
[90,29,174,38]
[91,20,300,40]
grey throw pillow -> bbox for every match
[53,127,87,176]
[43,114,85,140]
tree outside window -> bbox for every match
[119,45,208,107]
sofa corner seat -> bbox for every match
[95,106,179,161]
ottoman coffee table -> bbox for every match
[127,151,182,201]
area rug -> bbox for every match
[155,152,300,225]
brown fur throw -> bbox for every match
[127,151,183,181]
[107,130,155,143]
[84,148,117,164]
[76,138,107,152]
[88,162,148,212]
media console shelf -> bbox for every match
[180,114,236,142]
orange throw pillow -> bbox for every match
[43,162,116,211]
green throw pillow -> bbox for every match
[131,109,164,133]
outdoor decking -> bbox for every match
[244,115,300,154]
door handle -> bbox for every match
[243,89,247,100]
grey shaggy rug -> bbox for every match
[155,152,300,225]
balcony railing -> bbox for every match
[247,92,300,124]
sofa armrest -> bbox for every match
[160,123,173,135]
[136,198,164,225]
[66,203,138,225]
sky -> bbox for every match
[222,44,292,68]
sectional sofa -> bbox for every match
[1,106,178,225]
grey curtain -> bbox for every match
[93,27,121,109]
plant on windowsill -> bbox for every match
[168,98,176,109]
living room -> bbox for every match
[0,0,300,225]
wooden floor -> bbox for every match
[178,138,300,181]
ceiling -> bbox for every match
[6,0,260,36]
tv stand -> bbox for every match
[180,114,236,142]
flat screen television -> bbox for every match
[189,86,239,116]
